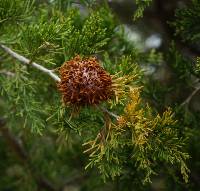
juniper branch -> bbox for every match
[0,44,120,120]
[0,44,61,82]
[98,106,119,119]
[181,85,200,107]
[0,69,15,77]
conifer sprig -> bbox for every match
[0,1,197,189]
[83,88,190,184]
[0,44,61,82]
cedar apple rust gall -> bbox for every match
[58,55,112,106]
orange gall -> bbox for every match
[58,55,112,106]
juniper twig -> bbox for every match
[98,105,119,119]
[181,86,200,107]
[0,69,15,77]
[0,44,119,120]
[0,44,61,82]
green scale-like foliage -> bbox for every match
[195,57,200,77]
[0,0,199,190]
[18,7,115,64]
[134,0,153,20]
[83,88,189,184]
[173,0,200,43]
[0,0,33,25]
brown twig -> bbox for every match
[181,86,200,107]
[0,44,61,82]
[0,70,15,77]
[98,105,119,119]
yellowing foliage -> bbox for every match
[84,88,189,183]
